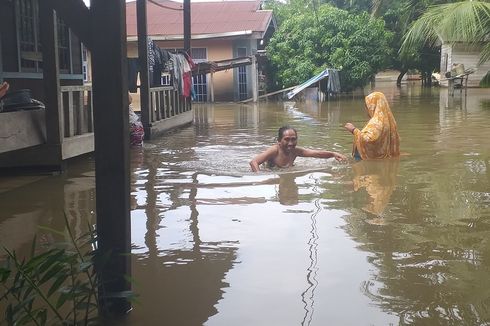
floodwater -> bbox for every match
[1,82,490,325]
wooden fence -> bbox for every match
[149,86,191,123]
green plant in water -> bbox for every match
[480,71,490,88]
[0,214,134,325]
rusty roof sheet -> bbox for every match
[126,0,273,38]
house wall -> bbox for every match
[440,43,490,87]
[233,39,257,101]
[127,38,252,102]
[0,0,17,73]
[0,0,84,101]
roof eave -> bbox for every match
[128,30,262,42]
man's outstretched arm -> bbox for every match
[250,146,277,172]
[297,147,348,162]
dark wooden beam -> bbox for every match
[39,0,63,149]
[137,0,150,137]
[51,0,92,50]
[90,0,131,316]
[183,0,191,54]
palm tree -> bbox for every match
[400,0,490,65]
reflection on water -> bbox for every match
[301,199,321,326]
[0,162,95,260]
[352,159,399,221]
[1,84,490,325]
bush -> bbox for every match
[266,4,393,91]
[0,215,135,325]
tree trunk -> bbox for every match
[396,69,408,86]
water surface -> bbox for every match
[1,83,489,325]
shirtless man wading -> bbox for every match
[249,125,347,172]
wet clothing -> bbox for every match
[129,104,144,146]
[353,149,362,161]
[352,92,400,160]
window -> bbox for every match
[190,48,206,63]
[161,73,171,86]
[18,0,39,71]
[237,47,248,100]
[16,0,71,72]
[190,48,207,102]
[82,45,89,81]
[57,17,70,72]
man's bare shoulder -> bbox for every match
[293,146,307,156]
[265,144,280,154]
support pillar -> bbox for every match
[39,0,63,163]
[91,0,131,316]
[183,0,191,54]
[210,72,215,102]
[251,55,258,103]
[137,0,151,139]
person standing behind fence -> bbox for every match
[344,92,400,160]
[0,82,9,98]
[128,93,144,146]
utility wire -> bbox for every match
[148,0,183,11]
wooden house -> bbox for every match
[0,0,93,168]
[125,0,276,102]
[439,42,490,88]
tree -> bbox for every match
[372,0,443,85]
[266,4,393,91]
[400,1,490,65]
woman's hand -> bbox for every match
[344,123,357,134]
[333,152,348,163]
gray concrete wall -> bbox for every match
[0,109,46,153]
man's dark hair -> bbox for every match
[277,125,297,141]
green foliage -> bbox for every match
[0,215,135,325]
[266,4,393,91]
[401,1,490,65]
[480,71,490,88]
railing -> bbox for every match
[60,85,93,138]
[149,86,191,123]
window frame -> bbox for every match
[14,0,72,73]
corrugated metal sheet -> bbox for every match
[126,0,273,38]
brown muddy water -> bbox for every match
[1,83,490,325]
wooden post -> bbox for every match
[317,81,321,102]
[90,0,131,316]
[137,0,151,139]
[183,0,192,110]
[183,0,191,54]
[251,55,258,103]
[210,72,215,102]
[39,0,63,150]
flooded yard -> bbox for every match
[1,82,490,325]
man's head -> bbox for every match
[277,125,297,153]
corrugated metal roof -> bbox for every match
[126,0,273,39]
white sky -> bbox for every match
[82,0,249,6]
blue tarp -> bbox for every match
[287,69,340,99]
